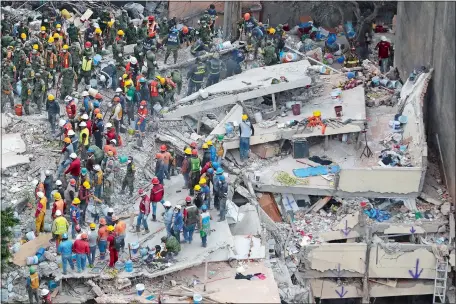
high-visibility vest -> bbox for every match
[61,52,70,68]
[82,57,92,71]
[54,199,64,214]
[30,273,39,289]
[46,51,57,69]
[54,216,68,235]
[150,80,159,97]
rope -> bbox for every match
[273,171,309,186]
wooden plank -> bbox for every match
[307,196,332,214]
[258,193,282,222]
[296,158,320,167]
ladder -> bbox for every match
[433,258,448,303]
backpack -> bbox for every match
[113,234,123,251]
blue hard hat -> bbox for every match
[81,168,88,175]
[219,175,225,181]
[62,233,68,239]
[87,148,94,153]
[212,162,219,169]
[216,168,224,175]
[139,77,146,83]
[207,168,214,174]
[93,101,100,108]
[201,204,208,211]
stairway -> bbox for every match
[433,258,448,303]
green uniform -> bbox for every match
[159,20,169,38]
[165,235,181,253]
[164,30,180,64]
[264,44,278,66]
[124,24,137,45]
[30,52,43,72]
[21,78,32,115]
[33,76,45,112]
[23,65,34,80]
[199,26,212,44]
[137,24,148,40]
[70,45,81,77]
[1,75,14,112]
[2,59,16,80]
[171,70,182,95]
[117,11,129,31]
[112,39,125,66]
[14,49,26,78]
[60,68,75,100]
[40,68,51,106]
[145,50,158,79]
[133,42,144,66]
[121,162,135,195]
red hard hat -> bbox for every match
[138,188,144,195]
[182,26,189,34]
[148,16,155,21]
[152,177,159,184]
[160,144,167,151]
[95,93,102,99]
[140,100,147,106]
[85,41,92,48]
[149,31,155,38]
[192,149,198,156]
[190,142,197,148]
[244,13,251,21]
[185,196,192,202]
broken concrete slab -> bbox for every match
[2,133,26,154]
[230,203,262,236]
[311,279,362,299]
[333,211,359,230]
[369,280,434,297]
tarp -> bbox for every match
[293,165,341,178]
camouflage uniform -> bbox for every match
[33,73,46,112]
[60,68,76,100]
[171,70,182,95]
[1,74,14,112]
[21,78,32,115]
[145,48,158,79]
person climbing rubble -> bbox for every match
[52,210,69,248]
[26,266,40,304]
[58,233,75,275]
[35,191,47,237]
[136,189,150,234]
[120,156,135,196]
[150,177,164,222]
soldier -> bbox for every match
[53,24,67,45]
[134,40,144,68]
[206,53,224,86]
[1,74,15,113]
[39,26,48,43]
[112,30,125,66]
[120,156,135,196]
[67,23,80,45]
[274,24,286,59]
[181,26,196,47]
[59,67,77,100]
[33,73,46,113]
[118,10,130,31]
[145,47,158,79]
[30,44,43,72]
[13,46,26,81]
[21,77,32,115]
[40,68,51,106]
[52,33,62,54]
[70,44,81,78]
[106,21,116,47]
[44,44,58,86]
[137,20,148,40]
[263,40,278,66]
[125,22,137,45]
[99,11,111,33]
[2,58,16,82]
[199,21,212,44]
[164,28,180,65]
[171,69,182,95]
[23,60,34,80]
[159,17,170,40]
[143,32,158,53]
[187,57,206,96]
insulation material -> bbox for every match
[13,233,52,266]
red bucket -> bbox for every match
[292,104,301,115]
[334,105,343,117]
[14,104,23,116]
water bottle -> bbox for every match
[125,260,133,272]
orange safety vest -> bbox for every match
[29,273,39,289]
[135,74,143,91]
[150,80,159,97]
[60,52,70,68]
[66,101,76,118]
[54,199,64,214]
[46,51,57,69]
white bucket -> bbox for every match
[26,231,36,241]
[254,112,263,122]
[26,256,39,265]
[193,294,203,303]
[393,121,401,130]
[136,283,145,296]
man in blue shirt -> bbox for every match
[57,233,75,275]
[172,205,184,243]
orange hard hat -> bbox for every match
[99,218,107,225]
[244,13,250,21]
[93,108,100,114]
[152,177,159,184]
[182,26,189,34]
[190,142,197,148]
[95,93,102,99]
[160,144,167,151]
[192,149,198,156]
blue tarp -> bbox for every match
[364,208,391,222]
[292,165,341,178]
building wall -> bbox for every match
[395,2,456,200]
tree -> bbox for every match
[1,207,19,267]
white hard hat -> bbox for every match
[37,191,44,198]
[116,88,123,93]
[45,170,51,176]
[55,210,62,216]
[81,114,89,120]
[41,289,49,296]
[59,119,66,127]
[108,208,114,213]
[70,152,77,159]
[64,95,72,102]
[163,201,171,207]
[381,36,387,42]
[130,57,138,64]
[82,91,89,97]
[110,139,117,145]
[68,130,75,136]
[94,164,101,171]
[106,122,112,128]
[175,204,181,210]
[99,75,106,82]
[79,121,87,127]
[55,180,62,186]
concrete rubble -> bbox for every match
[1,3,455,304]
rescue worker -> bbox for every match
[213,167,224,210]
[189,149,201,195]
[51,191,66,218]
[64,178,76,215]
[155,153,165,185]
[43,170,54,206]
[84,23,95,45]
[79,121,90,162]
[208,4,217,33]
[118,10,130,30]
[163,75,177,105]
[112,30,125,66]
[46,94,60,135]
[65,96,77,130]
[149,75,163,109]
[97,218,109,260]
[138,20,149,40]
[187,57,206,96]
[21,77,32,115]
[170,69,182,95]
[147,16,158,36]
[217,175,229,221]
[53,24,67,44]
[199,178,211,208]
[93,113,104,149]
[65,153,81,182]
[239,114,254,161]
[163,201,174,237]
[181,148,192,189]
[202,143,211,168]
[145,46,158,79]
[26,266,40,304]
[125,56,140,81]
[172,205,183,243]
[72,233,90,272]
[242,13,257,38]
[149,176,164,222]
[125,22,137,44]
[125,80,136,122]
[199,204,211,247]
[57,233,74,275]
[120,156,135,196]
[113,216,127,251]
[183,196,198,243]
[138,78,150,105]
[1,74,14,113]
[206,53,224,86]
[78,181,91,226]
[275,24,286,58]
[107,225,118,267]
[214,134,226,162]
[2,58,16,84]
[59,67,77,101]
[344,47,360,68]
[159,16,170,40]
[263,40,278,66]
[93,28,104,53]
[59,44,72,70]
[35,191,47,236]
[135,100,148,142]
[51,210,69,247]
[159,145,172,180]
[88,223,98,267]
[70,198,81,239]
[39,26,48,42]
[111,96,123,136]
[81,43,93,85]
[134,39,145,67]
[164,28,180,65]
[57,137,74,178]
[30,44,43,72]
[93,165,103,199]
[23,60,34,80]
[67,23,80,45]
[32,73,45,113]
[136,189,150,233]
[69,44,81,77]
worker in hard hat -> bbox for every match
[242,12,258,39]
[159,145,172,180]
[59,67,77,102]
[199,178,211,209]
[43,170,54,206]
[93,27,104,53]
[55,179,65,201]
[155,153,165,185]
[150,177,164,222]
[113,30,126,66]
[35,191,47,237]
[125,80,136,123]
[52,24,67,45]
[189,149,201,196]
[70,198,81,239]
[193,185,204,210]
[97,218,109,260]
[213,134,226,163]
[171,205,184,243]
[79,120,90,158]
[181,147,192,189]
[103,138,118,158]
[136,189,150,233]
[1,74,15,114]
[41,288,52,304]
[79,181,91,226]
[199,204,211,247]
[57,137,74,178]
[58,233,75,274]
[87,223,98,267]
[52,209,69,247]
[81,42,93,85]
[136,100,148,144]
[239,114,254,161]
[183,196,198,243]
[216,175,229,221]
[30,44,43,72]
[187,57,206,96]
[120,156,135,196]
[26,266,40,304]
[163,201,174,237]
[72,232,90,272]
[213,167,224,210]
[106,225,118,267]
[51,191,66,218]
[201,143,211,168]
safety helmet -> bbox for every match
[53,33,60,38]
[242,114,248,120]
[93,108,100,115]
[268,28,276,35]
[107,225,115,231]
[70,152,77,159]
[149,32,155,38]
[175,205,182,210]
[63,137,71,144]
[140,100,147,106]
[212,162,219,169]
[41,26,46,31]
[199,178,207,185]
[54,192,62,200]
[55,210,62,216]
[190,142,197,148]
[194,185,201,191]
[94,164,101,171]
[116,87,123,93]
[108,208,114,213]
[96,113,103,119]
[83,181,91,189]
[62,233,68,239]
[59,119,66,127]
[79,121,87,127]
[48,94,55,101]
[117,30,125,36]
[55,180,62,186]
[99,218,107,225]
[207,140,213,146]
[202,204,208,211]
[184,148,192,155]
[85,41,92,48]
[163,201,172,207]
[216,167,224,174]
[29,266,36,274]
[192,149,198,156]
[124,79,133,87]
[81,113,89,120]
[182,26,189,34]
[56,24,62,29]
[69,179,76,186]
[217,134,224,140]
[82,91,89,97]
[160,144,167,151]
[202,143,208,149]
[244,13,251,21]
[95,28,102,34]
[107,21,114,28]
[89,223,96,229]
[130,57,138,64]
[110,139,117,145]
[106,122,112,128]
[68,130,75,136]
[33,44,39,50]
[20,33,27,39]
[152,177,159,184]
[81,168,88,175]
[148,16,155,21]
[63,44,69,50]
[113,96,120,102]
[73,198,81,204]
[207,168,214,174]
[45,170,51,176]
[185,196,192,202]
[95,93,102,99]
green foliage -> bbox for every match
[1,207,20,267]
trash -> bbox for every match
[363,208,391,222]
[136,283,145,296]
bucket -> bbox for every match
[291,103,301,115]
[130,242,139,254]
[398,115,408,124]
[193,294,203,304]
[13,225,21,238]
[48,280,58,290]
[125,260,133,272]
[26,231,35,241]
[393,121,401,130]
[334,105,343,117]
[136,284,145,296]
[26,256,39,265]
[115,261,125,270]
[36,247,45,258]
[15,104,23,116]
[254,112,263,122]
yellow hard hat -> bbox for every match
[199,178,207,185]
[89,223,96,229]
[83,181,90,189]
[95,28,102,34]
[73,198,81,204]
[194,185,201,191]
[41,26,46,31]
[207,140,213,146]
[53,33,60,38]
[184,148,192,155]
[268,28,276,35]
[124,79,133,87]
[48,94,55,101]
[242,114,248,121]
[63,137,71,143]
[96,113,103,119]
[48,37,54,43]
[117,30,124,36]
[202,143,208,149]
[56,24,62,28]
[122,73,128,79]
[54,192,62,200]
[33,44,39,50]
[20,33,26,39]
[63,44,69,50]
[107,225,115,231]
[107,21,114,28]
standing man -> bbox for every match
[32,73,45,113]
[199,204,211,247]
[21,77,32,115]
[1,74,15,113]
[46,94,60,135]
[107,225,118,267]
[183,196,198,244]
[35,192,47,237]
[72,233,89,273]
[145,47,158,79]
[181,148,191,189]
[206,53,223,86]
[187,57,206,96]
[150,177,164,222]
[112,96,123,136]
[217,175,228,221]
[97,218,109,260]
[87,223,98,268]
[239,114,254,162]
[120,156,135,196]
[136,189,150,234]
[160,145,172,180]
[51,210,69,248]
[59,67,76,102]
[93,113,104,149]
[375,36,391,73]
[43,170,54,207]
[189,149,201,195]
[70,198,81,239]
[214,134,226,163]
[57,233,75,275]
[163,201,174,237]
[164,28,180,65]
[172,205,183,243]
[171,70,182,95]
[155,153,165,185]
[26,266,40,304]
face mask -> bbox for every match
[62,50,67,53]
[140,106,144,109]
[57,28,61,31]
[127,160,132,164]
[41,31,45,34]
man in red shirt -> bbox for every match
[104,123,117,145]
[149,177,164,222]
[375,36,391,73]
[106,225,118,267]
[72,233,90,272]
[64,153,81,182]
[136,189,150,233]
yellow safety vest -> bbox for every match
[80,128,89,146]
[54,216,68,235]
[82,57,92,71]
